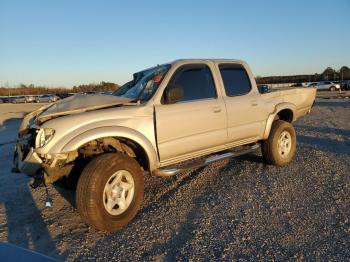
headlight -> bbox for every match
[36,128,55,148]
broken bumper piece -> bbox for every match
[13,145,42,176]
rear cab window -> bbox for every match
[219,64,252,96]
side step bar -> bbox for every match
[153,144,260,177]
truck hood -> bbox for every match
[35,94,132,124]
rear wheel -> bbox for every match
[76,153,144,232]
[262,120,296,166]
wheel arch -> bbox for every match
[61,126,158,171]
[262,103,296,140]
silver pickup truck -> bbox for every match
[13,59,316,232]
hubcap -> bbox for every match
[278,130,292,158]
[103,170,135,215]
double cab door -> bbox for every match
[155,62,266,164]
[218,63,267,144]
[155,64,227,162]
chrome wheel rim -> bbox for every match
[103,170,135,216]
[278,130,292,158]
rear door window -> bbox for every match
[219,64,252,96]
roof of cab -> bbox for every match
[170,58,246,65]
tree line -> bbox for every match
[0,81,119,96]
[1,66,349,96]
[256,66,350,85]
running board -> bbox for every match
[153,144,260,177]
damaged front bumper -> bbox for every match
[13,108,76,187]
[12,140,76,187]
[13,144,42,176]
[12,141,46,188]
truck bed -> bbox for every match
[262,87,317,120]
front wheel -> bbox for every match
[262,120,296,166]
[329,86,336,91]
[76,153,144,232]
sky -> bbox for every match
[0,0,349,87]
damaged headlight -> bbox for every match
[36,128,55,148]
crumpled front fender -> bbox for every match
[56,126,159,171]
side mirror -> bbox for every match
[165,86,184,104]
[258,85,269,94]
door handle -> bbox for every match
[251,101,258,106]
[212,107,221,113]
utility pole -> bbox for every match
[5,82,10,97]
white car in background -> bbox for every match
[35,94,59,103]
[308,81,340,91]
[25,95,36,103]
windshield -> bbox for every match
[113,64,171,102]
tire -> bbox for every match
[262,120,296,166]
[329,86,336,91]
[58,157,91,190]
[76,153,144,232]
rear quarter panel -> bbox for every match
[261,88,316,121]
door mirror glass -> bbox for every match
[165,86,184,104]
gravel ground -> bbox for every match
[0,99,349,261]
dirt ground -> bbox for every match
[0,98,349,261]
